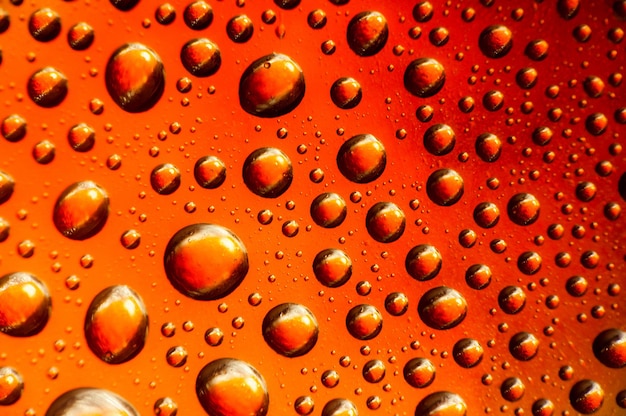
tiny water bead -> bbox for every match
[105,43,165,113]
[0,272,51,337]
[0,367,23,405]
[414,391,467,416]
[164,224,249,300]
[312,248,352,288]
[28,67,68,108]
[365,201,406,243]
[345,304,383,340]
[405,244,442,281]
[84,285,148,364]
[239,53,305,118]
[404,57,446,98]
[242,147,293,198]
[52,180,109,240]
[196,358,268,416]
[336,134,386,184]
[346,11,388,57]
[262,303,319,357]
[417,286,467,330]
[180,38,221,77]
[46,388,139,415]
[403,357,436,388]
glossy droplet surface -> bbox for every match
[418,286,467,330]
[336,134,386,183]
[312,248,352,288]
[226,15,253,43]
[1,114,27,143]
[509,332,539,361]
[405,244,442,281]
[310,193,347,228]
[29,8,61,42]
[346,304,382,340]
[150,163,181,195]
[67,123,95,152]
[426,168,464,206]
[365,202,406,243]
[239,53,305,118]
[105,43,165,113]
[242,147,293,198]
[330,77,362,109]
[0,170,15,204]
[507,193,540,225]
[0,367,23,405]
[262,303,319,357]
[0,272,50,337]
[569,380,604,414]
[414,391,467,416]
[84,285,148,364]
[163,224,249,300]
[453,338,483,368]
[196,358,268,416]
[404,58,445,98]
[52,180,109,240]
[46,388,139,415]
[465,264,491,290]
[424,124,455,156]
[67,22,94,50]
[184,1,213,30]
[181,38,221,77]
[346,11,388,57]
[194,156,226,189]
[592,328,626,368]
[498,286,526,314]
[404,358,436,388]
[479,25,513,58]
[321,399,357,416]
[28,67,68,108]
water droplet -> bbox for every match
[404,58,445,97]
[509,332,539,361]
[155,3,176,25]
[262,303,319,357]
[310,193,347,228]
[150,163,181,195]
[196,358,268,416]
[204,327,224,346]
[321,399,357,416]
[557,0,580,19]
[28,67,68,108]
[166,346,188,367]
[29,8,61,42]
[0,272,50,337]
[105,43,165,113]
[239,53,305,118]
[307,9,327,29]
[426,168,464,206]
[566,275,588,297]
[84,285,148,364]
[592,328,626,368]
[575,181,597,202]
[226,15,253,43]
[424,124,455,156]
[154,397,178,416]
[501,377,525,402]
[569,380,604,414]
[330,77,362,109]
[403,358,435,388]
[384,292,409,316]
[274,0,300,10]
[0,367,23,405]
[336,134,386,183]
[194,156,226,189]
[0,170,15,204]
[312,248,352,288]
[295,396,314,415]
[475,133,502,162]
[184,1,213,30]
[181,38,221,77]
[525,39,548,61]
[405,244,442,281]
[242,147,293,198]
[347,11,388,57]
[67,123,95,152]
[413,1,434,22]
[0,9,9,34]
[415,391,467,416]
[1,114,27,143]
[517,251,542,275]
[53,180,109,240]
[32,139,56,164]
[516,67,538,89]
[46,388,139,415]
[365,202,406,243]
[452,338,484,368]
[498,286,526,314]
[479,25,513,58]
[507,193,540,225]
[532,399,555,416]
[120,229,141,249]
[418,286,467,330]
[473,202,500,228]
[362,359,385,383]
[67,22,94,50]
[346,304,383,340]
[164,224,249,300]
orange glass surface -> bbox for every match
[0,0,625,415]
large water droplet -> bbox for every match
[569,380,604,414]
[336,134,386,183]
[53,181,109,240]
[507,193,540,225]
[426,168,464,206]
[365,202,406,243]
[403,357,436,388]
[163,224,249,300]
[262,303,319,357]
[414,391,467,416]
[242,147,293,198]
[479,25,513,58]
[28,67,68,108]
[346,304,382,340]
[312,248,352,288]
[46,388,139,415]
[310,193,347,228]
[405,244,442,281]
[417,286,467,330]
[404,58,445,97]
[592,328,626,368]
[0,367,23,405]
[0,272,51,337]
[346,11,388,57]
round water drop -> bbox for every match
[426,168,464,206]
[181,38,221,77]
[46,388,139,415]
[53,180,109,240]
[336,134,386,183]
[262,303,319,357]
[105,43,165,113]
[295,396,314,415]
[465,264,491,290]
[384,292,409,316]
[501,377,525,402]
[509,332,539,361]
[346,304,382,340]
[403,358,435,388]
[473,202,500,228]
[365,202,405,243]
[475,133,502,162]
[183,1,213,30]
[592,328,626,368]
[28,67,68,108]
[1,114,27,143]
[227,15,253,43]
[405,244,442,281]
[155,3,176,25]
[67,123,95,152]
[518,251,542,275]
[424,124,455,156]
[29,8,61,42]
[532,399,555,416]
[312,248,352,288]
[310,193,347,228]
[194,156,226,189]
[110,0,139,11]
[0,272,50,337]
[239,53,305,118]
[498,286,526,314]
[507,193,540,226]
[418,286,467,330]
[0,367,23,405]
[154,397,178,416]
[452,338,483,368]
[84,285,148,364]
[196,358,268,416]
[165,346,188,367]
[164,224,249,300]
[569,380,604,414]
[0,170,15,204]
[415,391,467,416]
[362,359,385,383]
[150,163,181,195]
[347,11,388,56]
[242,147,292,198]
[67,22,94,50]
[479,25,513,58]
[321,399,358,416]
[330,77,362,109]
[404,58,445,97]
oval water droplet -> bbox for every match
[426,168,464,206]
[28,67,68,108]
[310,193,347,228]
[569,380,604,414]
[452,338,484,368]
[405,244,442,281]
[403,357,436,388]
[330,77,362,109]
[262,303,319,357]
[0,272,50,337]
[592,328,626,368]
[479,25,513,58]
[53,180,109,240]
[346,304,382,340]
[365,202,406,243]
[312,248,352,288]
[0,367,23,405]
[194,156,226,189]
[418,286,467,330]
[414,391,467,416]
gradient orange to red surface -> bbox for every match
[0,0,625,415]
